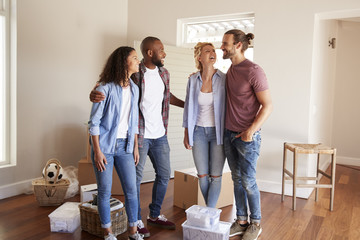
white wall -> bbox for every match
[0,0,128,198]
[128,0,360,197]
[332,20,360,165]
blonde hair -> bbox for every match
[193,42,215,71]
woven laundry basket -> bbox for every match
[32,159,69,206]
[79,199,127,237]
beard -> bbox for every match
[222,46,236,59]
[151,54,164,67]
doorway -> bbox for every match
[309,11,360,169]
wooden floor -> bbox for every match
[0,164,359,240]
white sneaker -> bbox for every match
[104,233,117,240]
[129,231,144,240]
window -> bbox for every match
[0,0,16,166]
[177,13,255,73]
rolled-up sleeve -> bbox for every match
[88,85,107,136]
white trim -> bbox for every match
[337,156,360,166]
[316,8,360,20]
[177,12,255,48]
[0,0,16,167]
[0,178,34,200]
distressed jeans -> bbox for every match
[192,126,225,208]
[91,138,138,228]
[224,129,262,223]
[136,135,171,219]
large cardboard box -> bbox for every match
[173,168,234,209]
[78,158,124,195]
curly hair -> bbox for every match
[99,46,135,86]
[225,29,254,53]
[193,42,215,71]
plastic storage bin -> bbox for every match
[182,220,231,240]
[48,202,80,233]
[185,205,222,229]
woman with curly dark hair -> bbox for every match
[88,46,143,240]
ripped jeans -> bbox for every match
[192,126,226,208]
[224,129,261,223]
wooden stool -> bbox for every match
[281,143,336,211]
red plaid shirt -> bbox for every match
[131,61,170,147]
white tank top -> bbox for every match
[117,86,131,138]
[196,91,215,127]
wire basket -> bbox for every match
[32,158,69,206]
[79,200,127,237]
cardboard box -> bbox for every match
[48,202,80,233]
[80,183,98,202]
[78,158,124,195]
[173,168,233,209]
[182,221,231,240]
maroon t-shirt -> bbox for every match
[225,59,269,132]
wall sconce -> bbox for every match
[328,38,336,49]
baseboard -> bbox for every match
[0,179,34,200]
[337,156,360,166]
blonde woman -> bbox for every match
[183,42,226,208]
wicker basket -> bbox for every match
[32,159,69,206]
[79,200,127,237]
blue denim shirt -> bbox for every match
[183,70,226,146]
[88,80,139,154]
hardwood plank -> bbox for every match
[349,207,360,240]
[338,174,349,184]
[301,215,324,239]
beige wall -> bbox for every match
[0,0,128,197]
[332,21,360,164]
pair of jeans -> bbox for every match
[224,129,262,223]
[136,135,171,219]
[192,126,225,208]
[91,138,138,228]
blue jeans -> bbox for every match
[192,126,225,208]
[136,135,171,219]
[224,129,261,223]
[91,139,138,228]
